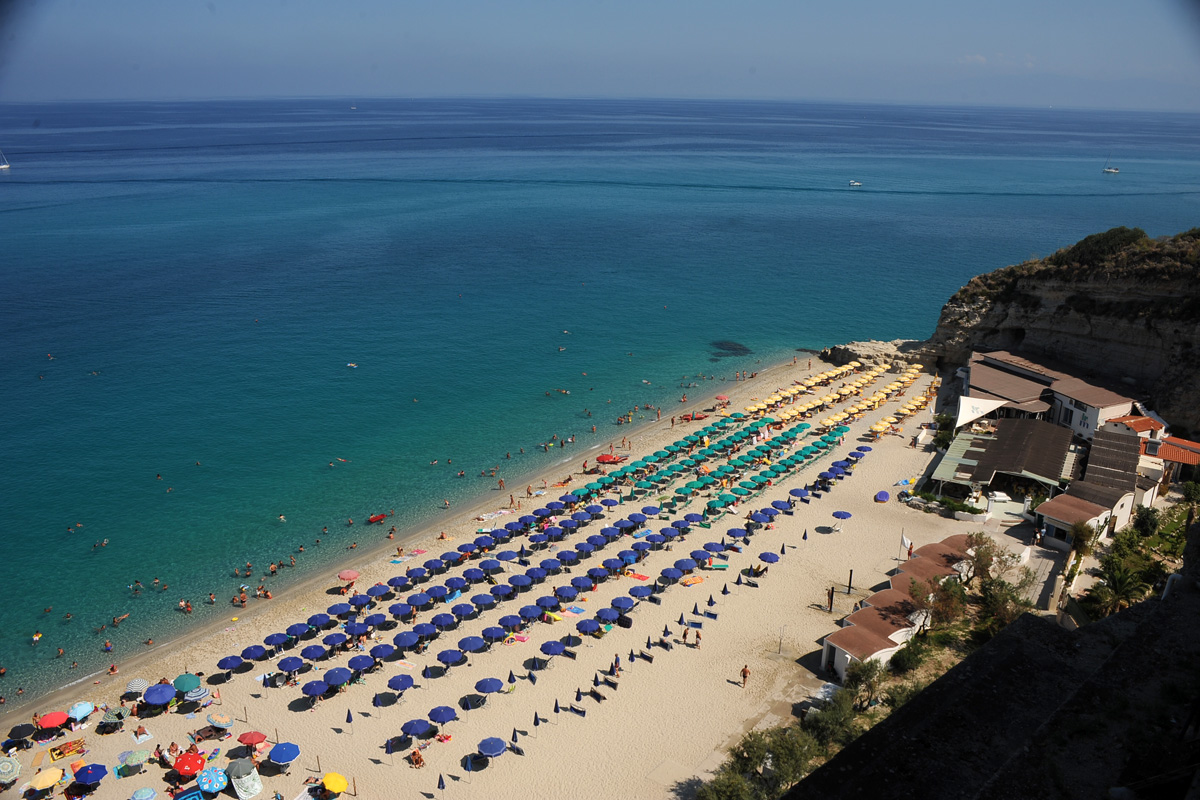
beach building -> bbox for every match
[929,417,1076,504]
[955,350,1135,439]
[820,536,967,681]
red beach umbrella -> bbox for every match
[337,569,359,581]
[237,731,267,746]
[38,711,69,728]
[174,752,206,776]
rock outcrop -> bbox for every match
[829,227,1200,433]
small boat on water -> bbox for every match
[848,180,862,187]
[1102,156,1119,174]
[367,513,388,524]
[0,150,10,170]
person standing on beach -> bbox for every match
[740,665,750,688]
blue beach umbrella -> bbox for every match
[301,680,328,697]
[459,636,486,653]
[535,595,559,610]
[301,645,326,660]
[286,623,311,638]
[437,649,465,667]
[370,644,395,660]
[345,622,369,637]
[833,511,852,520]
[393,631,419,649]
[402,719,432,737]
[278,656,304,673]
[387,576,411,590]
[348,655,374,672]
[323,632,348,647]
[327,603,352,615]
[475,678,503,695]
[268,742,301,765]
[307,613,331,628]
[611,596,634,613]
[74,764,107,786]
[408,592,432,608]
[539,641,565,657]
[629,585,652,599]
[471,593,497,609]
[196,767,226,794]
[478,737,506,758]
[587,567,608,582]
[427,585,450,601]
[431,613,456,630]
[499,615,523,630]
[240,645,267,661]
[142,684,175,706]
[429,706,458,724]
[483,627,507,643]
[554,586,577,602]
[576,619,600,634]
[596,608,620,623]
[324,667,352,686]
[388,674,414,693]
[490,584,514,599]
[450,603,474,619]
[217,655,243,672]
[364,613,386,627]
[759,552,780,564]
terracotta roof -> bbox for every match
[896,556,959,584]
[939,534,972,555]
[1108,415,1165,433]
[1037,494,1108,526]
[845,605,914,641]
[912,542,969,571]
[1066,480,1129,510]
[824,624,899,661]
[863,588,919,611]
[1145,437,1200,466]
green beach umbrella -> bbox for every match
[664,445,680,453]
[674,488,692,496]
[642,454,660,464]
[716,465,735,474]
[706,500,726,509]
[597,476,615,485]
[631,460,647,469]
[653,450,669,459]
[731,487,751,496]
[738,481,758,489]
[718,494,737,502]
[173,673,201,693]
[634,481,653,490]
[585,482,603,491]
[685,480,704,490]
[698,475,717,486]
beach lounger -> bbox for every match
[659,638,673,651]
[646,594,661,605]
[508,743,525,756]
[562,648,577,660]
[544,612,562,622]
[568,704,587,717]
[686,620,703,629]
[744,579,759,589]
[704,611,719,621]
[706,563,729,571]
[588,689,606,703]
[601,677,618,691]
[638,650,654,663]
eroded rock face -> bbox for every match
[819,339,926,369]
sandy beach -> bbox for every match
[1,359,987,800]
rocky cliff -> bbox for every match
[824,227,1200,433]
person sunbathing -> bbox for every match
[410,749,425,768]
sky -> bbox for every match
[2,0,1200,110]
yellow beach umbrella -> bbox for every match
[848,360,862,367]
[882,416,898,424]
[29,770,64,791]
[870,423,887,432]
[324,773,349,794]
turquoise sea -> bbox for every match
[1,99,1198,705]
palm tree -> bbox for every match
[1089,564,1150,616]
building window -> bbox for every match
[1061,408,1074,426]
[1072,399,1087,410]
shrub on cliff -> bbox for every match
[1047,226,1147,267]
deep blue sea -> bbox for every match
[2,98,1198,704]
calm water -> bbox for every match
[2,98,1198,703]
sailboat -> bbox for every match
[1102,156,1119,174]
[0,150,9,170]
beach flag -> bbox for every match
[438,774,446,791]
[629,649,636,665]
[646,636,653,648]
[423,665,433,679]
[901,534,913,549]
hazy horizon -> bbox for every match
[2,1,1200,112]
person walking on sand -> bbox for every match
[740,664,750,688]
[695,631,702,650]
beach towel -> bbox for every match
[131,731,153,744]
[680,576,703,587]
[545,612,562,622]
[395,659,415,670]
[626,572,650,581]
[207,747,221,762]
[411,549,427,555]
[632,531,649,539]
[31,750,45,769]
